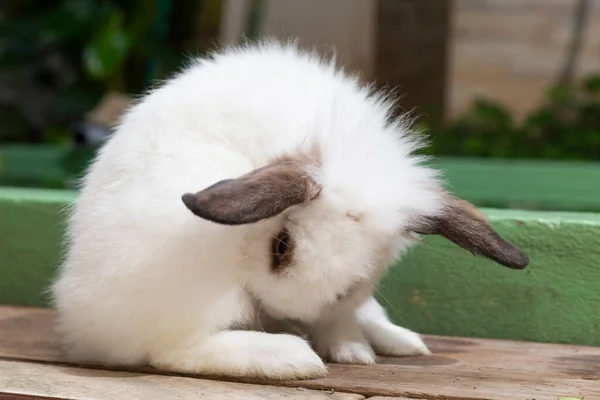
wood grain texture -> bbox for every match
[368,398,425,400]
[0,306,61,362]
[0,307,598,400]
[0,360,363,400]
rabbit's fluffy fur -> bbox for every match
[51,41,527,380]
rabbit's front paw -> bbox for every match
[356,297,430,357]
[318,340,376,364]
[368,324,431,356]
[255,334,328,379]
[150,331,326,380]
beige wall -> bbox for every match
[219,0,600,119]
[219,0,375,79]
[449,0,600,118]
[219,0,252,45]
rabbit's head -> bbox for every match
[181,141,528,323]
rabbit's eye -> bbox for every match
[272,229,292,269]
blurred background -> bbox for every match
[1,0,599,208]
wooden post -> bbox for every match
[375,0,452,129]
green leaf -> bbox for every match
[547,85,574,104]
[82,9,131,80]
[583,75,600,94]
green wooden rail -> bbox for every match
[1,186,599,347]
[429,157,600,212]
[2,145,600,211]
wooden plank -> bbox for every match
[0,360,363,400]
[0,307,61,362]
[368,398,424,400]
[0,307,597,400]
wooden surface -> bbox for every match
[0,360,363,400]
[0,307,599,400]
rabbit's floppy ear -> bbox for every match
[409,193,529,269]
[182,161,321,225]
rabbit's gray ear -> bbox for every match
[182,161,321,225]
[409,194,529,269]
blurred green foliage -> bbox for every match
[1,0,599,163]
[424,74,600,160]
[0,0,218,143]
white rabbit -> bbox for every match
[51,40,528,380]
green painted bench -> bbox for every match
[1,186,600,347]
[3,145,600,211]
